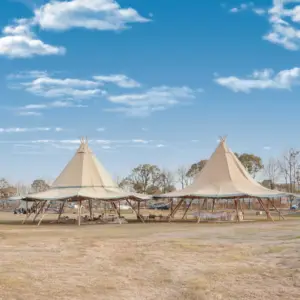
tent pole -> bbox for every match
[57,200,66,223]
[197,199,202,223]
[257,198,274,222]
[270,199,285,220]
[112,202,121,217]
[238,199,245,218]
[22,201,37,224]
[78,200,82,226]
[125,199,145,223]
[137,201,141,218]
[182,199,193,219]
[234,199,240,222]
[170,198,174,214]
[168,198,184,221]
[112,202,122,224]
[88,199,93,220]
[33,201,46,223]
[211,199,216,213]
[37,202,51,226]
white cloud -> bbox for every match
[253,8,266,16]
[229,2,254,13]
[96,127,106,132]
[0,127,51,133]
[9,71,105,99]
[34,0,150,31]
[263,146,271,150]
[132,139,149,144]
[94,74,141,88]
[0,0,149,58]
[17,111,42,117]
[261,0,300,50]
[105,85,199,116]
[55,127,63,132]
[156,144,165,148]
[215,67,300,92]
[0,19,65,58]
[16,100,87,116]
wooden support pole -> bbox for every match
[57,200,66,223]
[112,202,122,224]
[270,199,285,220]
[88,199,93,219]
[33,201,46,223]
[238,199,245,218]
[168,198,184,221]
[137,201,141,217]
[181,199,193,219]
[22,201,38,224]
[125,199,145,223]
[37,202,51,226]
[170,198,174,214]
[201,199,206,209]
[234,199,240,222]
[211,199,216,213]
[257,198,274,222]
[78,200,82,226]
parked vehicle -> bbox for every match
[149,203,170,210]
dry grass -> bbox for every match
[0,212,300,300]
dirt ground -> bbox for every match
[1,212,300,300]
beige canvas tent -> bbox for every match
[155,138,289,221]
[23,138,150,225]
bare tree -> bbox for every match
[281,149,300,193]
[264,158,280,189]
[177,166,191,189]
[159,169,176,193]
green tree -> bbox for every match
[126,164,162,194]
[31,179,50,193]
[235,153,264,178]
[186,160,208,178]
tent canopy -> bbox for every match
[23,138,149,202]
[155,138,289,199]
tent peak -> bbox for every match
[218,135,227,143]
[78,137,90,153]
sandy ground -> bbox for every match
[1,212,300,300]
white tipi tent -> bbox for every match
[23,138,149,202]
[154,138,289,222]
[156,138,288,199]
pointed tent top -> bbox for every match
[218,135,227,143]
[77,137,90,153]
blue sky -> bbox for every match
[1,0,300,183]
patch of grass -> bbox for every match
[266,246,288,254]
